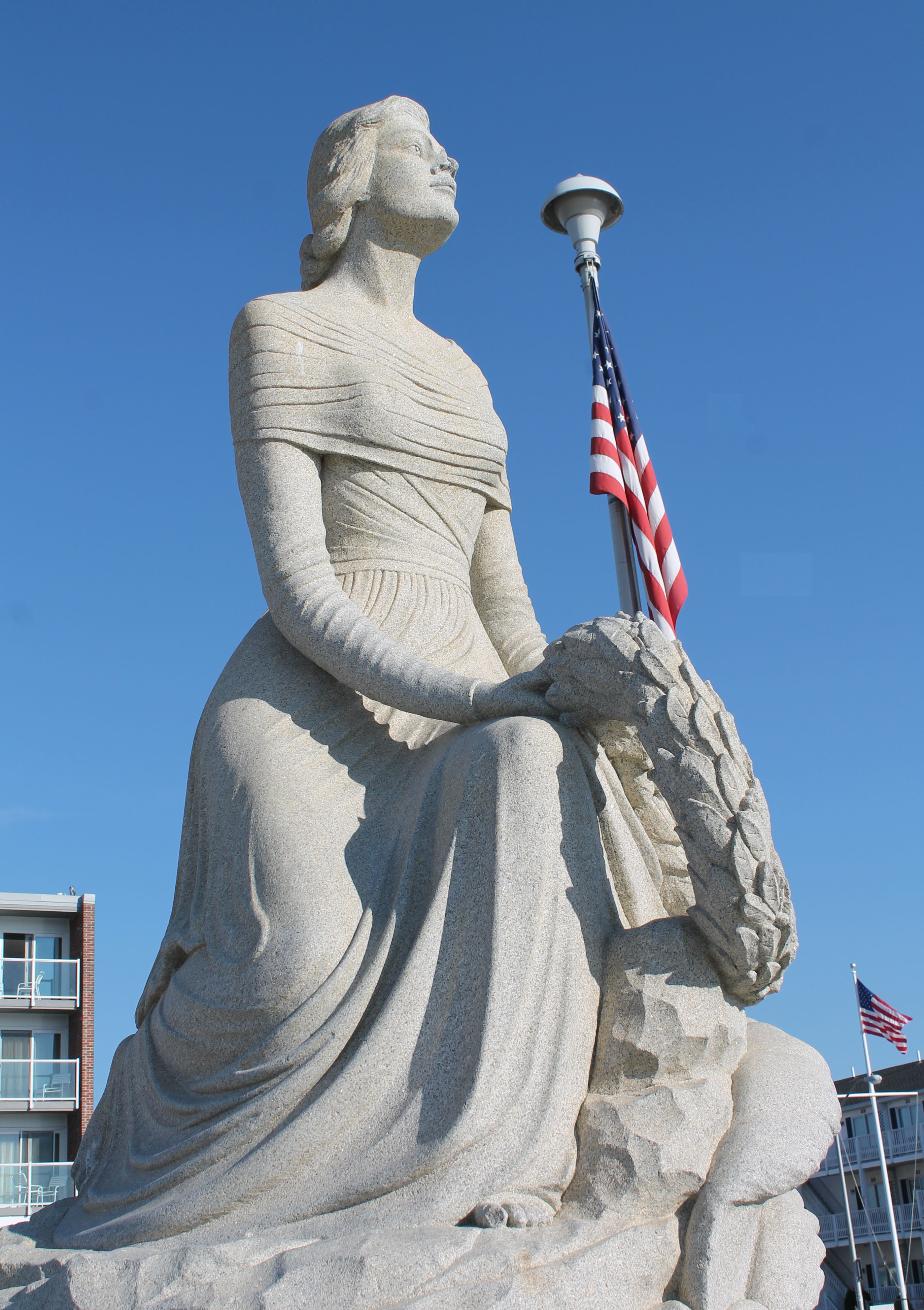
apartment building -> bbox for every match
[0,891,94,1224]
[804,1060,924,1309]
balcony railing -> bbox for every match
[871,1284,924,1309]
[819,1200,924,1245]
[0,957,80,1006]
[0,1162,75,1217]
[0,1059,79,1107]
[818,1124,924,1173]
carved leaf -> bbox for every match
[665,686,694,738]
[636,649,677,694]
[736,809,771,862]
[637,617,674,657]
[716,709,740,755]
[681,799,734,855]
[735,924,761,970]
[755,862,781,914]
[717,754,749,812]
[730,830,757,890]
[692,697,724,758]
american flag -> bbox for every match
[857,978,912,1054]
[589,280,687,637]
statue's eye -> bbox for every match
[412,142,423,156]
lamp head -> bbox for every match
[541,175,623,263]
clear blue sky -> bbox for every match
[2,1,922,1095]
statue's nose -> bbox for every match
[432,152,458,178]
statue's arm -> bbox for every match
[236,440,485,720]
[470,506,547,676]
[235,441,549,723]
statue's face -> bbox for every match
[363,113,459,253]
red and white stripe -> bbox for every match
[590,385,688,638]
[860,992,913,1054]
[856,977,912,1053]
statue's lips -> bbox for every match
[430,180,457,195]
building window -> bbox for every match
[1,934,30,997]
[1,934,66,1000]
[0,1129,62,1208]
[0,1029,66,1099]
[34,936,62,962]
[0,1030,31,1098]
[889,1103,911,1132]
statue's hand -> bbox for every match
[470,667,556,721]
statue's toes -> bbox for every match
[464,1197,556,1228]
[467,1202,508,1228]
[505,1200,553,1227]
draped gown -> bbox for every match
[52,295,669,1251]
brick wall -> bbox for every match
[67,895,95,1158]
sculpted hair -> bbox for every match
[299,96,430,290]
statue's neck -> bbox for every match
[324,233,421,323]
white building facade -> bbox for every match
[803,1060,924,1309]
[0,891,95,1223]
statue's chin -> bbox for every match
[413,207,460,256]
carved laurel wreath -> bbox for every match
[545,615,797,1006]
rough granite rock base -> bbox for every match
[0,1213,682,1310]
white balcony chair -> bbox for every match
[15,971,44,999]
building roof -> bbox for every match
[0,892,94,915]
[835,1059,924,1095]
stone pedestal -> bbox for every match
[0,1212,681,1309]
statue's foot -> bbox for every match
[464,1196,556,1228]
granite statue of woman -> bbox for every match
[2,98,840,1310]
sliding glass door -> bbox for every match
[0,1030,30,1098]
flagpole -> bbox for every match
[835,1129,867,1308]
[851,961,909,1310]
[541,176,643,617]
[576,257,644,616]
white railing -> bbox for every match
[0,1162,75,1217]
[819,1200,923,1244]
[871,1284,924,1309]
[818,1124,924,1172]
[0,957,80,1005]
[0,1059,79,1107]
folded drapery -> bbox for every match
[230,295,512,509]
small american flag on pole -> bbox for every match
[589,280,687,637]
[857,978,912,1054]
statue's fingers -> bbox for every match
[544,681,566,708]
[514,690,558,718]
[512,664,551,692]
